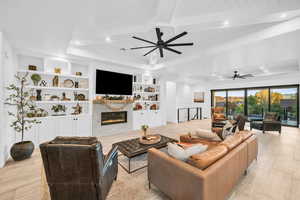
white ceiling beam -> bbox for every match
[208,17,300,54]
[162,17,300,69]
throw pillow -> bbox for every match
[221,121,235,140]
[167,142,208,161]
[190,129,222,141]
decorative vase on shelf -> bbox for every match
[52,75,59,87]
[36,89,42,101]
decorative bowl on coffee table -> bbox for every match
[139,134,161,145]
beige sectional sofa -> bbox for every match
[147,131,258,200]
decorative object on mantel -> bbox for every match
[72,103,82,115]
[5,72,41,161]
[52,75,59,87]
[28,65,37,71]
[54,67,61,74]
[93,96,134,111]
[31,73,42,86]
[51,104,66,116]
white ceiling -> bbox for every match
[1,0,300,81]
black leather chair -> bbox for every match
[250,112,281,134]
[40,136,118,200]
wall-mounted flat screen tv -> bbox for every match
[96,69,133,95]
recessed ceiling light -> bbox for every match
[105,36,112,43]
[280,13,287,19]
[223,20,229,27]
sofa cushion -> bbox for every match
[167,143,208,161]
[220,134,243,150]
[237,130,253,141]
[187,145,228,170]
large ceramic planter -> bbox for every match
[10,141,34,161]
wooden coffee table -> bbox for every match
[113,134,177,174]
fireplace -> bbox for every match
[101,111,127,126]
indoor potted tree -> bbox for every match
[5,72,41,161]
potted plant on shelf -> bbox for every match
[51,104,66,116]
[5,73,41,161]
[30,73,41,86]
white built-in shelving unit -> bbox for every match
[14,54,92,146]
[17,54,90,118]
[132,74,160,111]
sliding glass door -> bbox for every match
[247,89,269,121]
[212,91,226,114]
[211,85,299,127]
[228,90,245,119]
[270,87,298,126]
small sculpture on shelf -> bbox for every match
[72,103,82,115]
[51,104,66,116]
[50,95,60,101]
[31,74,41,86]
[39,80,47,87]
[61,92,71,101]
[52,75,59,87]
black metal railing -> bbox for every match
[177,107,202,123]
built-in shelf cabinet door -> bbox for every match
[57,117,77,137]
[133,110,162,130]
[38,117,59,143]
[76,115,91,137]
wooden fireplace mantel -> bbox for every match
[93,99,135,104]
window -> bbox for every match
[211,85,299,127]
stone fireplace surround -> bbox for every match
[92,102,133,136]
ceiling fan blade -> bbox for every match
[165,31,188,44]
[156,28,162,42]
[166,43,194,47]
[159,47,164,58]
[132,36,156,45]
[164,47,182,54]
[143,47,158,56]
[130,45,156,50]
[240,74,254,78]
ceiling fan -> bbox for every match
[130,28,194,58]
[231,70,254,80]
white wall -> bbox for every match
[0,32,4,167]
[166,81,177,123]
[0,33,17,167]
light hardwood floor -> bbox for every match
[0,119,300,200]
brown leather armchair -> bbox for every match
[250,112,281,134]
[40,136,118,200]
[211,107,227,127]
